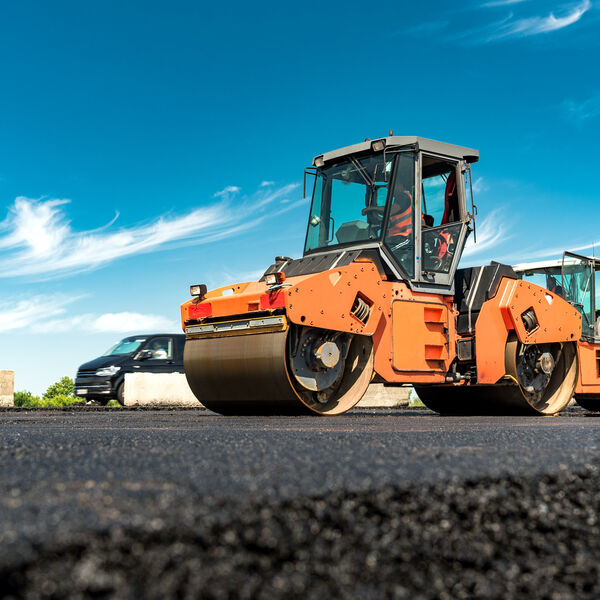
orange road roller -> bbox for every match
[514,253,600,412]
[181,135,592,416]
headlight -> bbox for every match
[95,365,121,376]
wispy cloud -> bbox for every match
[517,238,600,262]
[471,177,488,195]
[0,183,299,279]
[482,0,528,7]
[260,181,274,187]
[0,295,178,334]
[38,311,179,334]
[402,20,449,35]
[213,185,240,198]
[564,94,600,124]
[462,208,511,260]
[0,295,77,333]
[486,0,591,40]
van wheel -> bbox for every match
[116,383,125,406]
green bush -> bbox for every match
[42,393,80,407]
[43,376,75,401]
[14,377,80,407]
[13,390,41,407]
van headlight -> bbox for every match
[95,365,121,376]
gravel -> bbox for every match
[3,466,600,599]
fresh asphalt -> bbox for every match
[2,406,600,598]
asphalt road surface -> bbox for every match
[2,406,600,598]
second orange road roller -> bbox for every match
[180,135,598,416]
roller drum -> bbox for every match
[415,335,578,416]
[184,329,374,416]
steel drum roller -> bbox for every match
[184,328,374,415]
[414,335,578,415]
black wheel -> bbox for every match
[116,382,125,406]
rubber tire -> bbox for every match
[116,382,125,406]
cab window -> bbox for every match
[383,152,416,278]
[563,256,595,338]
[421,156,461,274]
[305,153,394,252]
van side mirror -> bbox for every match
[134,349,153,361]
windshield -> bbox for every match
[305,153,394,253]
[518,267,563,296]
[518,256,598,338]
[102,337,147,356]
[562,255,595,337]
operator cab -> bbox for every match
[514,252,600,342]
[304,136,478,291]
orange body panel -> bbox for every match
[181,263,582,388]
[575,342,600,395]
[181,262,386,336]
[284,262,385,335]
[475,278,581,384]
[391,301,449,372]
[371,283,455,384]
[181,281,268,323]
[503,280,581,345]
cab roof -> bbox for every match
[313,136,479,167]
[513,255,600,273]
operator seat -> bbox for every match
[442,171,459,224]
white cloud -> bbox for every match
[0,183,299,279]
[403,20,449,35]
[564,94,600,124]
[0,295,78,333]
[471,177,488,194]
[462,209,510,260]
[39,312,179,334]
[213,185,241,198]
[520,238,600,262]
[483,0,528,7]
[260,181,274,187]
[487,0,591,40]
[0,295,178,334]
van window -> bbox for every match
[145,337,173,360]
[103,337,147,356]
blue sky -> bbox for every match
[1,0,599,393]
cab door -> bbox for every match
[415,154,470,289]
[561,252,596,341]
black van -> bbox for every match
[74,333,186,405]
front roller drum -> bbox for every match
[415,335,578,416]
[184,328,374,415]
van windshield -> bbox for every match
[102,337,147,356]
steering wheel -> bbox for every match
[424,231,457,272]
[361,206,385,225]
[423,237,444,271]
[423,254,443,271]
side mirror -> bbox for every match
[134,349,153,361]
